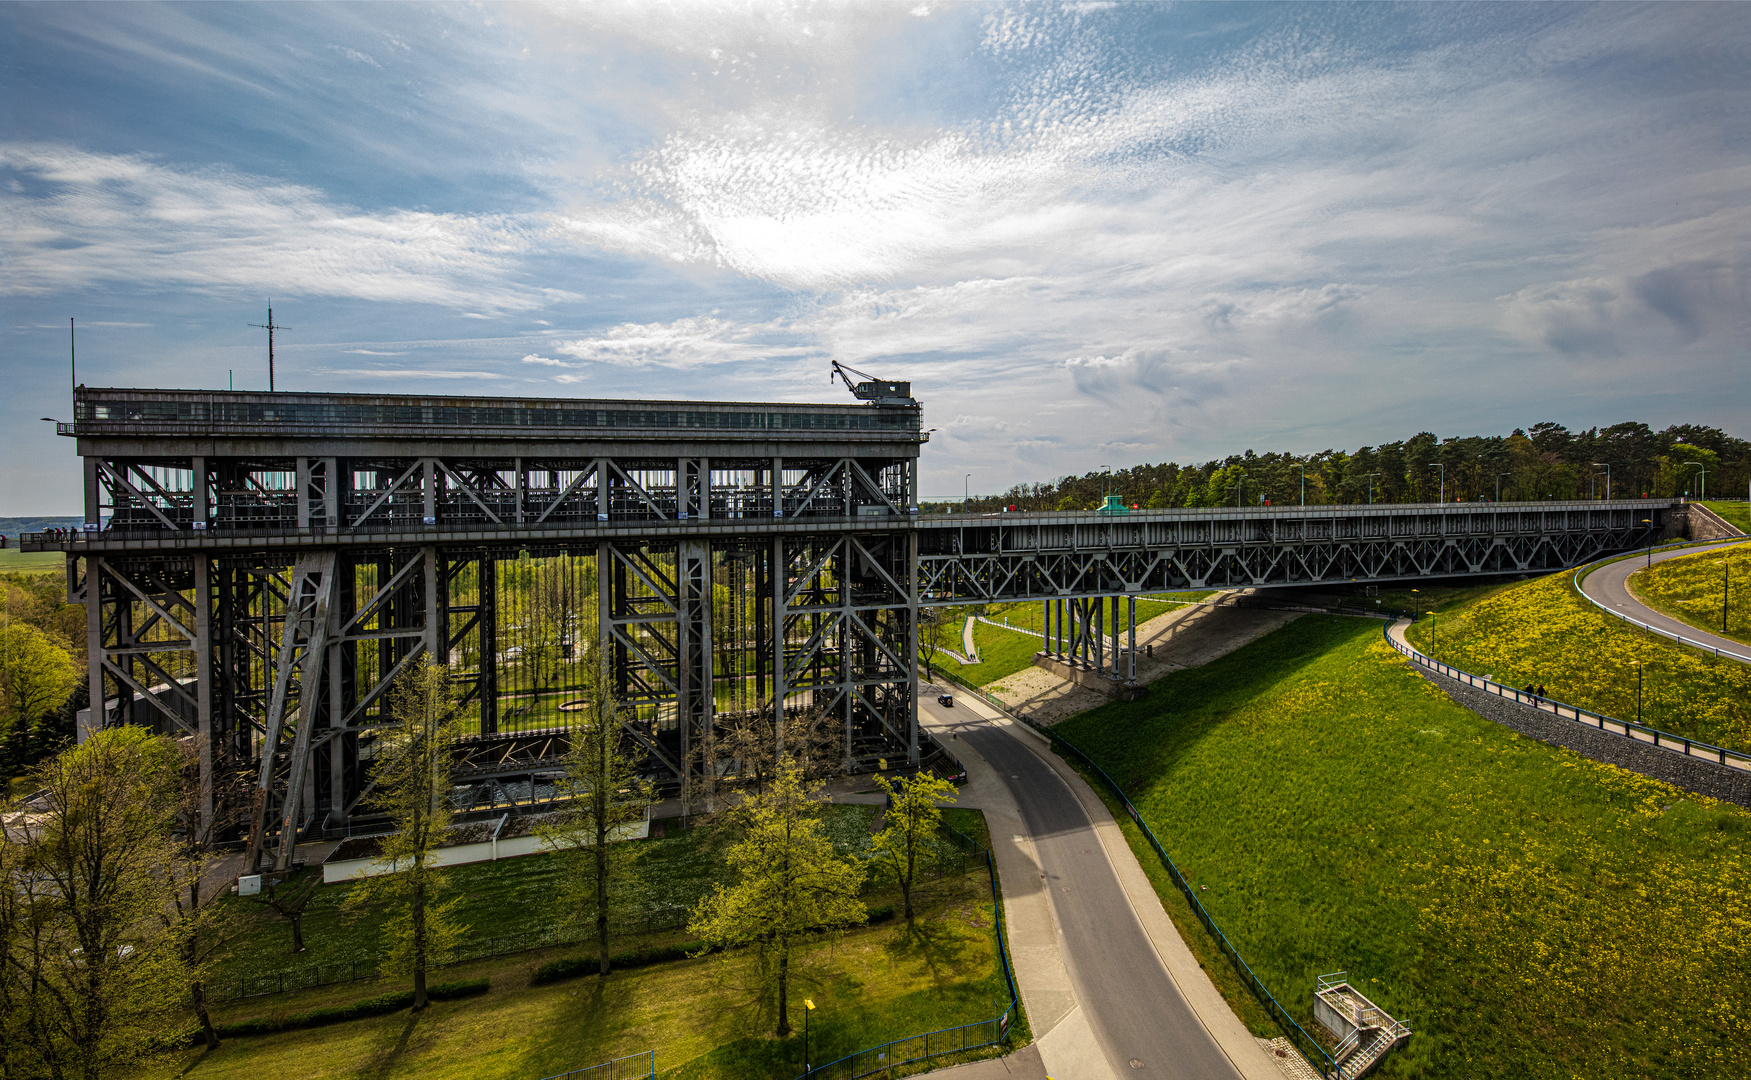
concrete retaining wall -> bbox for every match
[1031,652,1145,700]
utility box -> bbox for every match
[237,874,262,897]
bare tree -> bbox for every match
[536,664,653,975]
[164,740,250,1050]
[343,661,468,1010]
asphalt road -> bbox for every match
[1578,539,1751,663]
[920,695,1244,1080]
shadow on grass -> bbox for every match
[1057,615,1377,793]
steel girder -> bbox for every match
[917,517,1648,603]
[600,531,920,792]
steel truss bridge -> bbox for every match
[25,386,1671,869]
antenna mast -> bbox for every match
[248,305,291,391]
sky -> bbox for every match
[2,1,1746,513]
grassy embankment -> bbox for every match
[1054,614,1750,1078]
[170,806,1015,1080]
[1628,543,1751,647]
[0,547,64,574]
[1404,570,1751,751]
[1701,501,1750,532]
[929,591,1221,686]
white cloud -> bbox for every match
[316,368,506,380]
[550,315,820,370]
[0,145,546,309]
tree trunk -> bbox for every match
[903,840,916,923]
[412,871,427,1010]
[776,948,790,1036]
[596,825,611,975]
[192,980,220,1049]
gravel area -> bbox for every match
[1418,668,1751,809]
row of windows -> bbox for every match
[79,398,920,432]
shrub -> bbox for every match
[185,977,491,1043]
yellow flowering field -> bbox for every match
[1629,544,1751,646]
[1057,615,1750,1079]
[1403,570,1751,752]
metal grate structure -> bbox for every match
[26,385,1673,864]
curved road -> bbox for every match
[919,693,1260,1080]
[1578,540,1751,663]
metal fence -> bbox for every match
[1384,619,1750,772]
[930,666,1343,1080]
[538,1050,655,1080]
[796,838,1020,1079]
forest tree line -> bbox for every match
[929,421,1748,513]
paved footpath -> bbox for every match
[1577,539,1751,663]
[920,690,1281,1080]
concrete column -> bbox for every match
[1127,595,1137,682]
[513,457,524,525]
[83,557,104,739]
[422,546,441,660]
[192,456,208,528]
[772,535,787,741]
[772,457,784,518]
[84,457,101,529]
[595,458,610,522]
[699,457,710,520]
[322,458,339,528]
[423,459,437,525]
[676,457,688,519]
[194,554,213,824]
[907,529,920,764]
[296,457,311,529]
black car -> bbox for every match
[936,693,954,707]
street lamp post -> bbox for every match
[1643,518,1653,567]
[1290,463,1305,507]
[1364,472,1380,505]
[1683,461,1706,501]
[1591,463,1611,500]
[803,997,816,1072]
[1429,463,1445,504]
[964,473,971,512]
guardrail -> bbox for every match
[925,665,1342,1079]
[1384,620,1750,773]
[1572,542,1751,663]
[796,833,1019,1079]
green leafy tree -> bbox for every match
[5,727,188,1080]
[870,763,957,924]
[537,666,653,976]
[688,757,866,1036]
[0,623,79,762]
[344,661,468,1010]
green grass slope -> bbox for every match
[1055,615,1750,1079]
[1629,543,1751,647]
[1701,501,1750,532]
[1405,570,1751,752]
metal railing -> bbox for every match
[538,1050,655,1080]
[1572,543,1751,663]
[924,667,1341,1079]
[1385,620,1750,773]
[796,837,1019,1079]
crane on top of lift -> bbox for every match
[830,360,916,406]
